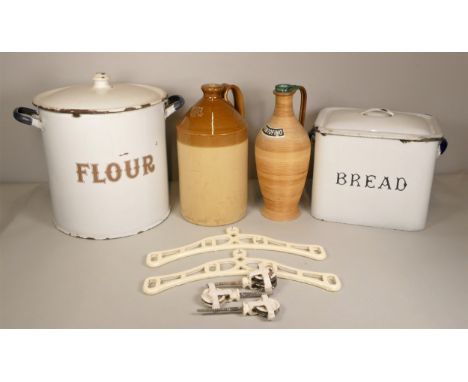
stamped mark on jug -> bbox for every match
[262,124,284,137]
[190,106,204,118]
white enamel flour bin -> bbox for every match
[311,108,447,231]
[13,73,184,239]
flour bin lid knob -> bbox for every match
[92,72,112,90]
[32,73,168,114]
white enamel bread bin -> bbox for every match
[13,73,184,239]
[311,108,447,231]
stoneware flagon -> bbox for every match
[255,84,311,221]
[13,73,184,239]
[177,83,248,226]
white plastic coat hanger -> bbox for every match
[143,249,342,295]
[146,226,326,268]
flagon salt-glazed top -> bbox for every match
[177,83,248,147]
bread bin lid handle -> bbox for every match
[361,108,394,118]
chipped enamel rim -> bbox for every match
[32,99,166,115]
[32,73,168,115]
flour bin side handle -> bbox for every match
[13,107,43,130]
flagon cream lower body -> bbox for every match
[178,140,248,226]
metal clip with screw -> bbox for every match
[197,294,281,321]
[201,283,264,309]
[214,265,277,294]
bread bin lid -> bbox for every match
[33,73,167,114]
[314,107,443,141]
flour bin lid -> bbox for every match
[33,73,167,114]
[314,107,443,141]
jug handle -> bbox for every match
[297,86,307,126]
[223,84,245,117]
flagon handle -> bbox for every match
[274,84,307,126]
[223,84,245,117]
[296,85,307,126]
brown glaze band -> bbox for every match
[177,83,248,148]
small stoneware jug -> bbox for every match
[177,83,248,226]
[255,84,311,221]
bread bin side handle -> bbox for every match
[13,107,43,130]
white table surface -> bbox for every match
[1,174,467,328]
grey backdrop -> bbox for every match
[1,53,466,182]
